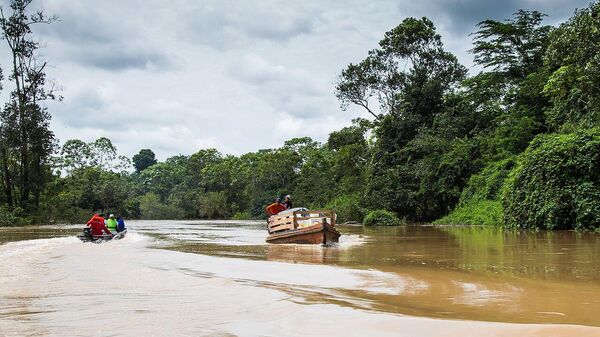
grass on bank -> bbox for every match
[433,200,503,226]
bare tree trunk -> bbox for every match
[20,119,29,206]
[0,145,13,208]
[13,53,30,207]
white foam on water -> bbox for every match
[0,236,79,259]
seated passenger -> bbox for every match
[86,213,105,227]
[106,214,118,232]
[265,198,286,216]
[86,214,112,237]
[116,217,126,232]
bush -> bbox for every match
[503,129,600,229]
[434,158,515,226]
[458,158,516,206]
[198,191,229,219]
[0,207,21,226]
[325,194,365,223]
[231,211,252,220]
[363,209,402,226]
[139,193,185,220]
[433,200,503,226]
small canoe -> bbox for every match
[266,222,340,244]
[266,209,340,244]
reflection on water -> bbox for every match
[150,222,600,325]
[158,223,600,281]
[1,221,600,336]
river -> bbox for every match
[1,221,600,336]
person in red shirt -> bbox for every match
[86,213,112,237]
[265,198,286,216]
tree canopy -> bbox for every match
[1,1,599,230]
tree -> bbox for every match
[471,10,552,82]
[59,138,130,173]
[469,10,553,157]
[543,2,600,130]
[0,0,58,209]
[60,139,92,173]
[336,17,466,124]
[503,128,600,229]
[132,149,157,173]
[336,17,468,221]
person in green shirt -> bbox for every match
[106,214,118,232]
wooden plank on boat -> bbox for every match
[270,223,294,232]
[268,213,295,232]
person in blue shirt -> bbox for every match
[116,217,126,232]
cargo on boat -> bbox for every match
[266,209,340,244]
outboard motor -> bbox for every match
[82,227,92,241]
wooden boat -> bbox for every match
[266,209,340,245]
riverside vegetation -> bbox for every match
[0,0,599,229]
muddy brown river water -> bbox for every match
[1,221,600,336]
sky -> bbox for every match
[0,0,594,160]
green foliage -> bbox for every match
[59,138,131,173]
[198,191,229,219]
[436,158,511,225]
[543,2,600,130]
[132,149,157,172]
[327,125,367,150]
[503,129,600,229]
[0,1,58,211]
[434,200,503,226]
[231,211,253,220]
[458,158,516,206]
[363,209,402,226]
[0,206,21,226]
[139,193,185,220]
[325,194,365,223]
[139,158,187,202]
[366,130,481,221]
[337,17,474,222]
[336,17,466,121]
[471,10,552,80]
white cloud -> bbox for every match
[0,0,587,161]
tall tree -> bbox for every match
[469,10,553,157]
[132,149,158,173]
[471,10,552,82]
[59,137,130,173]
[336,17,468,220]
[60,139,92,173]
[543,2,600,130]
[336,17,466,124]
[0,0,58,209]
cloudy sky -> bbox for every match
[0,0,594,159]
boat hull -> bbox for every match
[266,223,340,245]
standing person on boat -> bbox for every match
[283,195,293,210]
[86,214,112,238]
[116,217,126,232]
[106,214,118,232]
[265,198,286,216]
